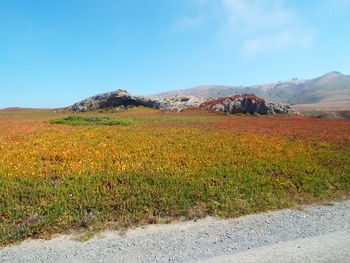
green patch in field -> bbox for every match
[48,115,134,126]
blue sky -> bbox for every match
[1,0,350,108]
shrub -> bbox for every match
[49,115,134,126]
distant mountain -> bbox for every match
[155,72,350,106]
[0,107,32,112]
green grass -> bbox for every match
[48,115,134,126]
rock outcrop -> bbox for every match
[68,90,153,112]
[155,96,206,112]
[68,90,205,112]
[200,94,294,115]
[68,90,294,115]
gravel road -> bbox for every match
[1,200,349,263]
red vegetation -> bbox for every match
[200,115,350,143]
[201,94,266,107]
[153,115,350,143]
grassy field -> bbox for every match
[0,107,349,245]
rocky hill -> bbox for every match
[155,71,350,107]
[68,90,206,112]
[68,90,294,115]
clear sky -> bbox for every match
[1,0,350,108]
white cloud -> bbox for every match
[221,0,313,56]
[242,29,312,57]
[174,0,313,56]
[222,0,295,32]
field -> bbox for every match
[0,107,349,245]
[294,99,350,120]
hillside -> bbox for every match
[156,72,350,108]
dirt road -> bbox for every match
[1,200,349,263]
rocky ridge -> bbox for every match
[201,94,295,115]
[68,90,205,112]
[68,90,294,115]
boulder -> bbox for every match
[200,94,294,115]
